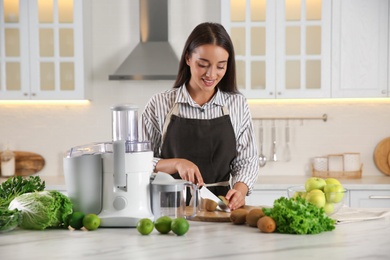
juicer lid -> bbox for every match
[151,172,190,186]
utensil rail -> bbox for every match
[252,114,327,122]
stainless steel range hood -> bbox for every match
[109,0,178,80]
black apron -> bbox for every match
[160,103,237,198]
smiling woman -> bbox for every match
[141,22,260,211]
[185,44,229,104]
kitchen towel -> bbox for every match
[332,206,390,224]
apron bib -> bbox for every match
[161,103,236,197]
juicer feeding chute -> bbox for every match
[111,104,138,142]
[110,104,151,189]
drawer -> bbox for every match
[350,190,390,208]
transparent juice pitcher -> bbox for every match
[150,172,198,219]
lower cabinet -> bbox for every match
[248,189,390,208]
[349,190,390,208]
[246,189,287,207]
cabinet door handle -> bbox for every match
[369,195,390,199]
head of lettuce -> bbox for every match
[8,190,73,230]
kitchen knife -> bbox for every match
[199,186,230,212]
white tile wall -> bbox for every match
[249,101,390,177]
[0,0,389,181]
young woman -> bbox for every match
[141,22,259,210]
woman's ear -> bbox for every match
[185,53,190,65]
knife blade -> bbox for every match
[199,186,230,212]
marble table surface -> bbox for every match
[1,210,390,260]
[2,174,388,192]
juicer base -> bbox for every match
[98,214,154,227]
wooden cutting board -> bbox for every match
[373,137,390,176]
[0,151,45,177]
[388,153,390,168]
[187,205,261,222]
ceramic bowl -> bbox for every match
[287,185,348,216]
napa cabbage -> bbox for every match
[8,190,73,230]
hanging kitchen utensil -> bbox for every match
[258,121,267,167]
[270,121,277,162]
[282,120,291,162]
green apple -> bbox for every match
[305,177,327,192]
[323,202,334,215]
[324,184,345,203]
[293,191,307,199]
[325,178,341,186]
[306,189,326,208]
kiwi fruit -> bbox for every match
[246,208,265,227]
[229,208,248,225]
[204,198,218,211]
[257,216,276,233]
[218,195,229,206]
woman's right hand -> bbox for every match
[175,159,204,185]
[155,158,204,185]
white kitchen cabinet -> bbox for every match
[349,190,390,208]
[221,0,389,99]
[246,189,287,206]
[331,0,389,98]
[248,188,390,209]
[0,0,91,100]
[221,0,331,99]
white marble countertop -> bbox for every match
[14,174,389,191]
[1,211,390,260]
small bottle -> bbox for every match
[1,145,15,177]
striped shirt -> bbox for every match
[140,85,259,194]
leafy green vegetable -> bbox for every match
[0,208,22,232]
[263,197,336,235]
[0,176,45,208]
[8,190,73,230]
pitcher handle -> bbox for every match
[184,182,198,219]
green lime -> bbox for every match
[171,217,189,236]
[136,218,154,235]
[82,213,101,231]
[69,211,85,230]
[154,216,172,234]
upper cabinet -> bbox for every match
[221,0,389,99]
[0,0,91,100]
[332,0,389,98]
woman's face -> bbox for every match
[186,44,229,94]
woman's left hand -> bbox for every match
[225,182,248,210]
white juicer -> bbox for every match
[63,104,154,227]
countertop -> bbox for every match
[1,175,390,259]
[5,174,388,191]
[1,211,390,260]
